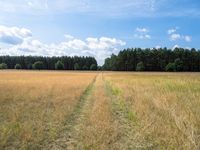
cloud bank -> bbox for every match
[0,25,125,65]
[0,26,32,45]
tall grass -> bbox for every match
[105,72,200,149]
[0,71,96,149]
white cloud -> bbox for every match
[170,34,191,42]
[170,33,181,41]
[184,36,191,42]
[136,27,149,33]
[64,34,74,40]
[134,27,151,40]
[144,34,151,39]
[0,26,125,65]
[168,28,176,34]
[0,25,32,45]
[134,34,151,40]
[168,28,191,42]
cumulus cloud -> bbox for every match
[134,27,151,40]
[168,27,191,42]
[64,34,74,40]
[184,36,191,42]
[0,25,32,45]
[167,28,176,34]
[0,27,125,65]
[170,33,181,41]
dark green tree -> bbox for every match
[0,56,97,70]
[74,63,80,70]
[82,65,89,70]
[32,61,44,70]
[27,63,33,69]
[165,63,175,72]
[136,61,145,71]
[90,64,97,70]
[174,58,183,71]
[15,64,22,69]
[0,63,7,69]
[55,60,64,70]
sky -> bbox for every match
[0,0,200,65]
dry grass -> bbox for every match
[1,71,200,150]
[77,74,118,150]
[0,71,97,149]
[104,72,200,149]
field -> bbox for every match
[1,71,200,149]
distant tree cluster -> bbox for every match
[0,56,97,70]
[103,48,200,72]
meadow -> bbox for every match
[104,72,200,149]
[0,71,97,149]
[0,71,200,149]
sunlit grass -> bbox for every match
[1,71,200,149]
[0,71,96,149]
[104,72,200,149]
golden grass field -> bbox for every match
[0,71,97,149]
[0,71,200,149]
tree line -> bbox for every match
[103,47,200,72]
[0,47,200,72]
[0,56,98,70]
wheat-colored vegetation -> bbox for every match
[1,71,200,150]
[104,72,200,149]
[0,71,97,149]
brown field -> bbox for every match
[0,71,97,149]
[1,71,200,149]
[104,72,200,149]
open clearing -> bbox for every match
[1,71,200,149]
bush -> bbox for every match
[165,63,175,72]
[32,61,44,70]
[90,64,97,70]
[0,63,7,69]
[55,60,64,70]
[136,61,145,71]
[74,63,80,70]
[15,64,22,69]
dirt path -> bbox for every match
[73,73,118,149]
[44,75,97,149]
[45,73,137,150]
[104,79,140,149]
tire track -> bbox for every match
[75,73,118,149]
[104,79,141,149]
[44,75,97,150]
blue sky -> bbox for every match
[0,0,199,65]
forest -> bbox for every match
[0,56,97,70]
[0,47,200,71]
[103,47,200,71]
